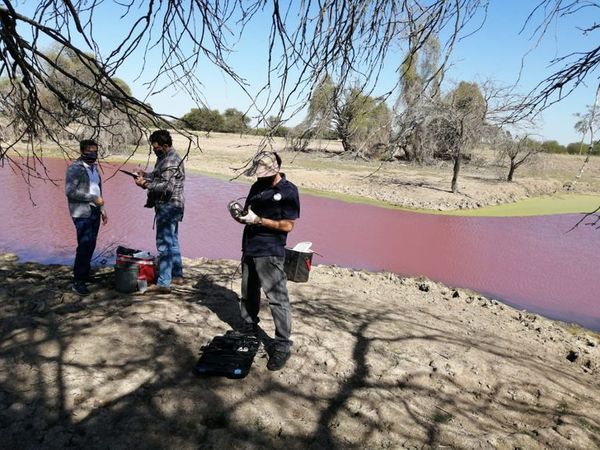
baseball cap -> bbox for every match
[244,151,280,178]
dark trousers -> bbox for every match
[240,255,292,351]
[72,207,101,284]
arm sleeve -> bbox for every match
[146,165,178,196]
[280,188,300,220]
[65,165,96,202]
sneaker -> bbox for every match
[72,283,90,296]
[267,349,291,371]
[171,277,186,286]
[144,284,171,294]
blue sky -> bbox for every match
[445,1,598,145]
[14,1,600,145]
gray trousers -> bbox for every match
[240,255,292,351]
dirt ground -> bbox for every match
[1,252,599,449]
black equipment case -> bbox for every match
[193,333,260,379]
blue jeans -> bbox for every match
[72,207,101,284]
[155,203,183,287]
[240,255,292,351]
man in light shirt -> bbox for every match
[65,139,108,295]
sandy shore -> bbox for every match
[1,253,599,448]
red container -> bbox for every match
[116,250,157,284]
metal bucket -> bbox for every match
[114,263,139,293]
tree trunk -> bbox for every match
[340,135,353,153]
[507,159,516,182]
[573,83,600,185]
[451,152,461,193]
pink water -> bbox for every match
[1,159,600,330]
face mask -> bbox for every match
[82,152,98,163]
[257,175,276,186]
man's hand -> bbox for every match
[133,169,146,177]
[94,196,104,207]
[101,209,109,225]
[135,176,147,189]
[239,207,261,225]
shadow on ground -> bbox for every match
[1,254,599,448]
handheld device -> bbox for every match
[227,200,247,220]
[119,169,139,178]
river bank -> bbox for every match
[173,132,600,212]
[10,131,600,213]
[1,252,599,448]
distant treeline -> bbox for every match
[541,140,600,156]
[177,107,331,140]
[177,107,599,157]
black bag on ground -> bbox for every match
[115,245,140,256]
[193,333,260,379]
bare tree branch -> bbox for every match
[1,1,490,182]
[515,0,600,119]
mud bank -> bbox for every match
[1,253,599,448]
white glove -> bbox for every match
[239,207,261,225]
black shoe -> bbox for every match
[267,349,290,371]
[72,283,90,296]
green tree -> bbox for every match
[0,45,140,150]
[565,141,600,155]
[44,47,134,120]
[303,74,337,138]
[300,78,391,157]
[395,35,443,163]
[113,78,132,97]
[541,140,566,154]
[573,107,600,155]
[566,142,580,154]
[265,116,289,137]
[451,82,485,191]
[222,108,250,133]
[399,49,421,108]
[452,82,486,116]
[427,81,486,193]
[419,36,442,99]
[332,87,391,158]
[180,108,224,132]
[287,75,337,152]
